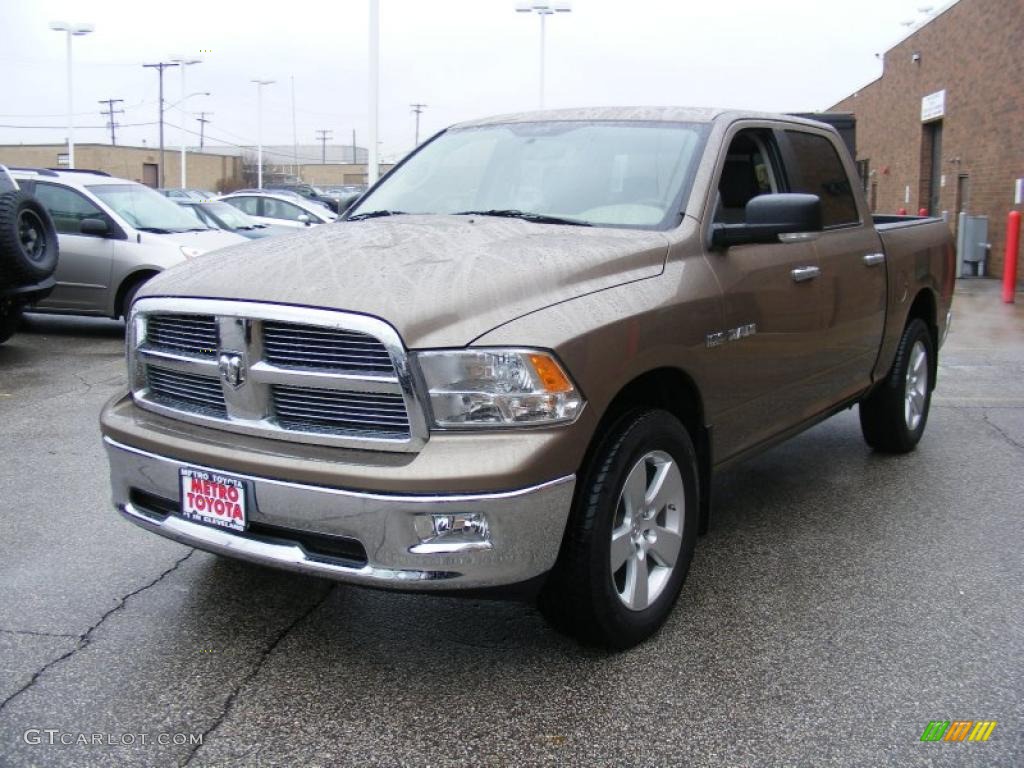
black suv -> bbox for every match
[0,165,59,344]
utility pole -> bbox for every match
[368,0,380,184]
[195,112,213,149]
[98,98,124,145]
[291,75,298,179]
[316,129,333,164]
[143,61,180,188]
[351,129,357,164]
[410,103,427,146]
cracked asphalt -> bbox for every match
[0,279,1021,767]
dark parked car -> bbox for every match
[322,184,366,212]
[266,183,342,213]
[178,200,291,239]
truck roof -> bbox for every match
[453,106,833,130]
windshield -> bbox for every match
[89,183,209,233]
[350,121,707,229]
[202,201,259,229]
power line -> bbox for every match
[98,98,124,145]
[410,103,428,146]
[315,129,333,164]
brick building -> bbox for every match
[830,0,1023,279]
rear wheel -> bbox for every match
[859,318,934,453]
[539,409,699,649]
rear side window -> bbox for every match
[33,183,105,235]
[785,131,859,227]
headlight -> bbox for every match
[180,246,203,259]
[416,349,584,428]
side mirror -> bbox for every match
[80,217,110,236]
[711,193,822,248]
[297,214,312,225]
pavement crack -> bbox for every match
[0,628,79,640]
[982,410,1024,453]
[0,549,195,714]
[181,585,335,767]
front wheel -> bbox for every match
[538,409,699,649]
[859,318,934,453]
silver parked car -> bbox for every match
[11,169,246,318]
[218,191,337,229]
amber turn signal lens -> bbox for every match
[529,354,573,393]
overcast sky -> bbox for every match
[0,0,952,162]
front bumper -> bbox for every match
[104,437,575,591]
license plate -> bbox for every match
[179,467,247,532]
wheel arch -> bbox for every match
[581,366,713,534]
[113,269,160,319]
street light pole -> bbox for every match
[252,79,275,189]
[49,21,94,169]
[514,2,571,109]
[368,0,380,185]
[171,56,202,189]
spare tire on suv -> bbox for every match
[0,166,60,345]
[0,189,60,286]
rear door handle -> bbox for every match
[863,252,885,266]
[791,266,820,283]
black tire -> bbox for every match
[120,277,148,319]
[539,409,699,650]
[859,318,934,453]
[0,300,23,344]
[0,191,59,286]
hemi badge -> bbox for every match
[706,323,757,348]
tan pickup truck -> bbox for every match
[101,107,954,649]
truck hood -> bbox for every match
[139,215,669,347]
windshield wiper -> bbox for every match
[452,209,592,227]
[346,210,408,221]
[135,226,173,234]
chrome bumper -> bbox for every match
[104,438,575,590]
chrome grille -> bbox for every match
[129,299,428,452]
[146,314,218,358]
[146,366,227,417]
[263,322,393,373]
[273,385,410,438]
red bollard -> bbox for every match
[897,207,907,215]
[1004,210,1021,304]
[919,207,928,216]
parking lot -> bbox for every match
[0,280,1020,767]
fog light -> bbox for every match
[411,512,491,554]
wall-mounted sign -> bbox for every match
[921,89,946,122]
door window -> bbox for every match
[33,183,106,235]
[714,130,781,224]
[263,198,310,222]
[784,131,860,227]
[226,196,261,216]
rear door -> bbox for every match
[781,129,887,399]
[30,182,115,313]
[702,126,827,459]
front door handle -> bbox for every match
[791,266,820,283]
[863,252,886,266]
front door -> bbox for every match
[30,182,115,313]
[702,127,826,459]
